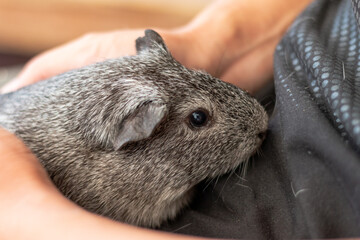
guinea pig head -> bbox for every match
[86,30,269,187]
[132,30,269,181]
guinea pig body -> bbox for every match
[0,30,268,227]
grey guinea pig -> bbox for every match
[0,30,268,227]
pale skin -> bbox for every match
[0,0,312,239]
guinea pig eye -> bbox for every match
[189,109,209,128]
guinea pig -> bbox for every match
[0,30,268,227]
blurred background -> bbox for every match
[0,0,212,87]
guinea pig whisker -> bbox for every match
[221,195,236,213]
[263,99,274,109]
[202,177,216,192]
[234,171,248,182]
[235,182,254,193]
[218,171,235,199]
[259,94,275,104]
[172,223,192,233]
[238,158,250,179]
[212,175,221,192]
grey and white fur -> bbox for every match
[0,30,268,227]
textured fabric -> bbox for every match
[161,0,360,239]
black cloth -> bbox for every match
[161,0,360,239]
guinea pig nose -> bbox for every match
[257,131,266,142]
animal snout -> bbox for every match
[255,109,269,145]
[257,131,266,142]
[255,126,267,146]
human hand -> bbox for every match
[0,26,273,95]
[0,29,145,93]
[0,128,208,240]
[0,0,311,95]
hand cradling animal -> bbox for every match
[0,30,268,227]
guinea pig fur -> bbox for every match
[0,29,268,227]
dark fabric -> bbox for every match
[160,0,360,238]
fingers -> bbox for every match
[0,30,145,94]
[0,35,95,93]
[0,50,77,94]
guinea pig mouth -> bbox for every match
[255,130,267,147]
[257,131,266,143]
[250,145,261,157]
[250,131,267,156]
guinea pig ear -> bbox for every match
[113,102,167,150]
[135,29,170,54]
